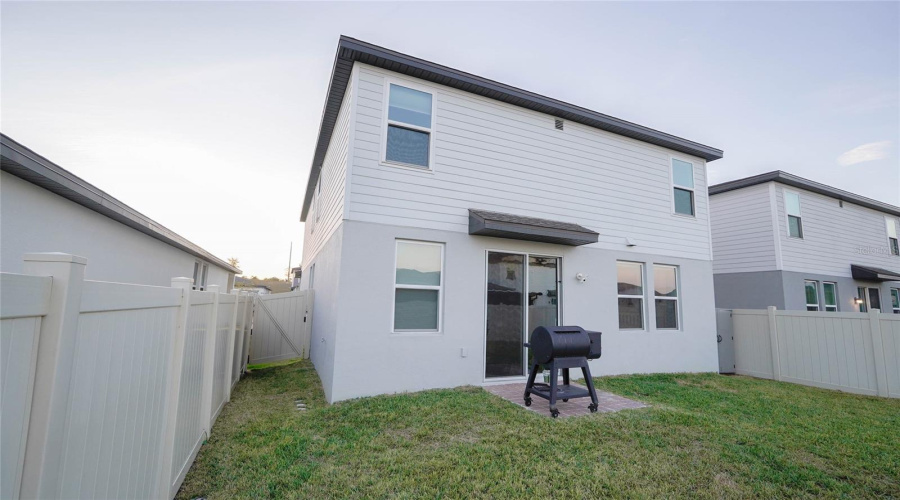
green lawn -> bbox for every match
[177,361,900,499]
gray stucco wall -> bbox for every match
[713,271,786,310]
[780,270,899,313]
[302,223,344,403]
[324,219,719,403]
[713,268,900,313]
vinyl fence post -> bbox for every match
[155,277,192,499]
[19,253,87,499]
[243,295,254,371]
[199,285,220,437]
[234,292,247,378]
[767,306,781,381]
[224,290,239,402]
[868,309,889,397]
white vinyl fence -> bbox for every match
[0,253,255,500]
[249,290,313,365]
[729,306,900,398]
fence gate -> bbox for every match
[248,290,313,365]
[716,309,735,374]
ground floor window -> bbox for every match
[393,240,444,332]
[617,261,644,330]
[891,288,900,314]
[823,282,837,312]
[804,280,819,311]
[653,265,679,329]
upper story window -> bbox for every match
[886,217,899,256]
[385,83,433,169]
[671,159,695,216]
[393,240,443,332]
[784,191,803,238]
[616,261,645,330]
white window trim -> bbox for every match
[823,282,838,312]
[886,217,899,256]
[804,280,819,311]
[653,264,681,331]
[669,156,696,218]
[392,240,444,334]
[616,261,646,331]
[891,288,900,314]
[380,78,437,172]
[784,189,804,239]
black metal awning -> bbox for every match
[851,264,900,282]
[468,209,599,246]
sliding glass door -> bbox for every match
[485,252,559,378]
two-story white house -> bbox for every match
[299,37,724,402]
[710,171,900,314]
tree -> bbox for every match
[227,257,240,268]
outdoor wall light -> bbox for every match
[854,297,864,305]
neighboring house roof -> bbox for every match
[301,36,724,221]
[1,133,241,274]
[709,170,900,218]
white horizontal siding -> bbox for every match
[775,185,900,277]
[347,64,713,261]
[710,183,778,273]
[302,76,353,268]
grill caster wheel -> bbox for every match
[524,397,532,407]
[589,403,598,413]
[562,399,569,402]
[551,409,560,418]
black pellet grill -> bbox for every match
[523,326,602,418]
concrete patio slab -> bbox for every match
[484,382,648,418]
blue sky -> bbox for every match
[2,2,898,277]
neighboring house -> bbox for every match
[299,36,724,403]
[1,134,240,289]
[710,171,900,313]
[291,266,302,290]
[237,284,272,295]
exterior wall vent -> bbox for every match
[555,119,564,130]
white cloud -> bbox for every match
[837,141,892,167]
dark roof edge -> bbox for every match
[301,35,724,220]
[1,133,242,274]
[709,170,900,218]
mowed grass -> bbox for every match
[177,361,900,499]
